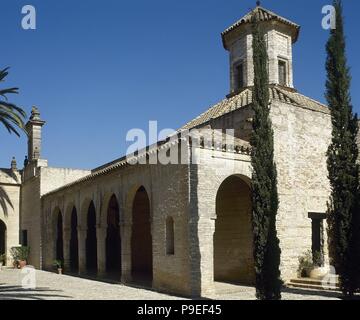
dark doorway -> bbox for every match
[86,201,98,274]
[131,187,153,284]
[106,195,121,277]
[70,207,79,272]
[0,220,6,261]
[56,211,64,261]
[309,212,325,267]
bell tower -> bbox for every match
[221,4,300,95]
[25,106,46,162]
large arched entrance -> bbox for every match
[86,201,97,274]
[106,195,121,277]
[56,210,64,262]
[69,207,79,272]
[131,186,153,284]
[214,175,255,284]
[0,220,6,262]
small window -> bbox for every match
[166,217,175,255]
[235,63,244,90]
[278,60,287,86]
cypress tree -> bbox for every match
[326,0,360,296]
[250,13,282,300]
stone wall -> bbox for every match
[40,158,193,296]
[227,22,295,93]
[0,169,21,266]
[189,147,252,297]
[192,98,332,293]
[271,100,332,280]
[21,163,90,268]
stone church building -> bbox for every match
[0,5,351,297]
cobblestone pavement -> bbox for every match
[0,268,342,300]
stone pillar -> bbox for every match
[96,226,107,277]
[120,220,132,283]
[63,227,71,271]
[189,216,216,298]
[78,226,87,275]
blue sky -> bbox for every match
[1,0,359,169]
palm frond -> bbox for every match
[0,67,27,136]
[0,88,19,99]
[0,68,10,82]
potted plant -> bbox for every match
[297,250,329,280]
[53,260,63,274]
[297,250,314,278]
[18,246,30,269]
[10,246,30,269]
[309,251,329,280]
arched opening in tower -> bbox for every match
[214,175,255,284]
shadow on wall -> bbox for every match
[0,186,13,218]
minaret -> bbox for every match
[221,4,300,95]
[25,106,46,162]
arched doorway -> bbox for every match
[131,186,153,284]
[106,195,121,277]
[56,210,64,262]
[214,175,255,284]
[0,220,6,262]
[69,207,79,272]
[86,201,97,274]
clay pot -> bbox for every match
[58,268,63,275]
[19,260,27,269]
[310,266,329,280]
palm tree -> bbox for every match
[0,67,26,216]
[0,67,26,136]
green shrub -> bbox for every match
[53,259,63,269]
[10,246,30,263]
[297,250,314,278]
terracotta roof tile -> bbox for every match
[180,86,329,131]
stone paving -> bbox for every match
[0,268,342,300]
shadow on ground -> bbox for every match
[0,284,72,300]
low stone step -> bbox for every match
[290,277,339,287]
[288,282,339,292]
[287,278,340,292]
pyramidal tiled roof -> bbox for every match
[222,6,300,43]
[180,86,329,131]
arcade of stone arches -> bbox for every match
[51,186,154,284]
[49,175,255,286]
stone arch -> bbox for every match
[213,174,255,284]
[69,206,79,272]
[86,201,97,274]
[53,207,64,262]
[79,198,93,228]
[64,201,77,228]
[105,194,121,276]
[131,186,153,284]
[0,219,7,261]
